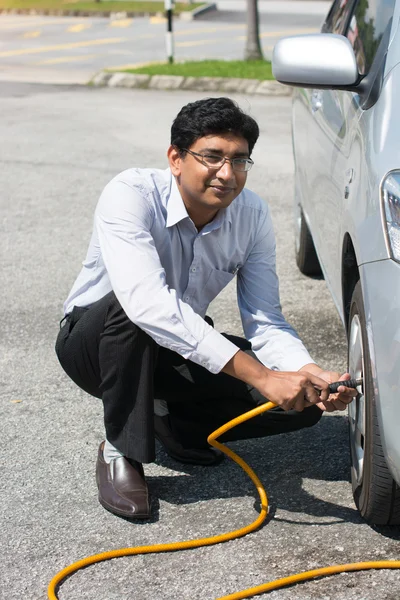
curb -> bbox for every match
[0,3,216,20]
[91,71,292,95]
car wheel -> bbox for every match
[348,281,400,525]
[294,202,322,276]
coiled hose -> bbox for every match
[48,399,400,600]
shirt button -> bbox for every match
[191,267,196,272]
[184,296,190,301]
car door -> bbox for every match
[306,0,396,307]
[304,0,359,307]
[294,0,355,251]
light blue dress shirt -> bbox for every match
[64,168,314,374]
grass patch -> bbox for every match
[122,60,274,80]
[0,0,203,13]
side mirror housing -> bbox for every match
[272,33,360,90]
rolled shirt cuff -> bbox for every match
[188,327,240,374]
[255,349,316,372]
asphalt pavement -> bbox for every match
[1,84,400,600]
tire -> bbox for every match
[294,203,322,276]
[348,281,400,525]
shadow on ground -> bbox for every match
[151,414,362,525]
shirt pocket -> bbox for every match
[203,267,236,300]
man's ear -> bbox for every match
[167,145,182,176]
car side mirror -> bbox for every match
[272,33,360,91]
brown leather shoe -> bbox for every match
[154,415,224,466]
[96,442,150,519]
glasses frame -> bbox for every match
[180,148,254,172]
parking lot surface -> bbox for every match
[1,84,399,600]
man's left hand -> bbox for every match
[315,371,358,412]
[299,365,358,412]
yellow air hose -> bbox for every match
[48,400,400,600]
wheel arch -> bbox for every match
[342,233,360,335]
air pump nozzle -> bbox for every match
[328,378,363,394]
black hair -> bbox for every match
[171,97,259,156]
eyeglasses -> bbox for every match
[181,148,254,172]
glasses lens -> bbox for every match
[196,153,253,172]
[202,154,224,168]
[233,159,252,172]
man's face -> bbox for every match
[168,133,250,225]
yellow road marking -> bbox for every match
[109,18,133,28]
[175,24,245,36]
[0,18,68,30]
[176,39,218,47]
[260,27,317,38]
[176,29,316,49]
[35,53,97,65]
[22,30,41,38]
[150,16,166,24]
[67,23,91,33]
[0,37,127,58]
[237,28,318,42]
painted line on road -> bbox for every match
[259,27,318,38]
[0,18,69,30]
[237,28,318,41]
[67,23,92,33]
[175,24,245,36]
[150,16,166,24]
[0,37,127,58]
[35,53,97,65]
[22,30,41,38]
[176,39,218,47]
[109,18,133,28]
[174,28,292,49]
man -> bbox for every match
[55,97,356,520]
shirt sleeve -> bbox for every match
[237,205,315,372]
[95,179,239,374]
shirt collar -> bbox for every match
[166,170,233,231]
[166,173,190,228]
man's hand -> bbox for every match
[258,369,330,411]
[221,351,330,411]
[317,371,358,412]
[299,364,358,412]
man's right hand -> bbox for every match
[254,369,330,411]
[221,350,329,411]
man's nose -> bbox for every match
[216,159,235,179]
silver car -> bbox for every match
[272,0,400,525]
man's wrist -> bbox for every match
[222,350,270,387]
[298,363,324,377]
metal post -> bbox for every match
[165,0,174,64]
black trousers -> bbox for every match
[55,291,322,463]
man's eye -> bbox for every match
[203,154,222,164]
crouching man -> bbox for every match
[55,97,356,520]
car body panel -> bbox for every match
[360,259,400,485]
[288,2,400,490]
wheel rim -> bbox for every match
[348,314,365,485]
[294,202,302,255]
